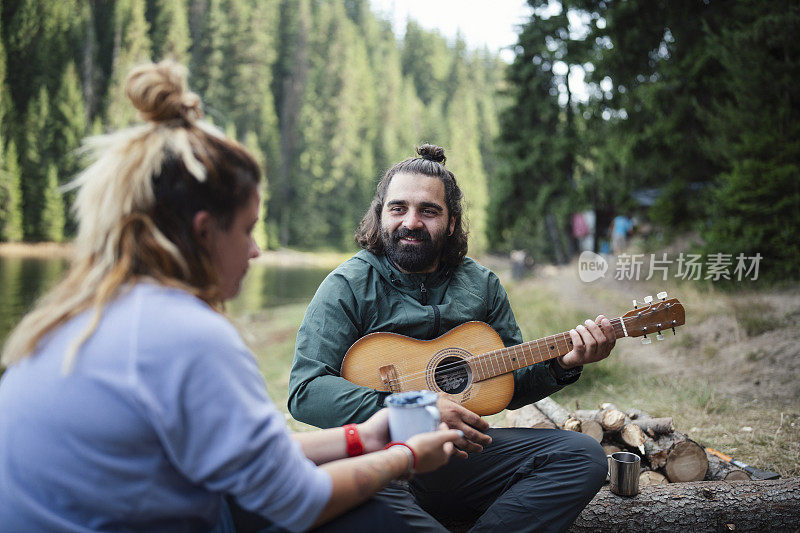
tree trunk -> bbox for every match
[570,478,800,532]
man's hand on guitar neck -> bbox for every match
[437,397,492,458]
[559,315,616,369]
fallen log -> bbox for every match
[569,478,800,532]
[505,404,557,429]
[705,452,750,481]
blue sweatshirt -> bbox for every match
[0,283,330,532]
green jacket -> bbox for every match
[288,250,568,428]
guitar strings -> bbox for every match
[383,315,634,390]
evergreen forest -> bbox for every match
[0,0,798,282]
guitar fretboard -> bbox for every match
[470,317,628,382]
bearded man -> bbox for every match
[288,144,615,532]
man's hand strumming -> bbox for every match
[436,397,492,458]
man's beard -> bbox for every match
[381,226,447,273]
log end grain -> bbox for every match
[665,440,709,482]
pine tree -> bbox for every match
[244,130,271,250]
[40,164,65,242]
[447,85,488,253]
[489,3,575,261]
[0,141,24,241]
[106,0,152,128]
[21,85,54,240]
[271,0,311,246]
[293,1,378,248]
[53,62,87,235]
[701,0,800,281]
[150,0,191,62]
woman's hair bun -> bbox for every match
[125,60,202,124]
[417,143,446,165]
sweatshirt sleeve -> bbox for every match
[483,273,567,409]
[132,294,331,533]
[288,272,389,428]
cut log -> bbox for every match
[569,478,800,532]
[572,408,626,431]
[660,434,708,482]
[505,404,557,429]
[602,444,622,456]
[619,423,645,453]
[563,418,582,432]
[579,419,603,443]
[534,397,579,430]
[625,408,674,436]
[638,470,668,486]
[705,452,750,481]
[630,416,674,436]
[643,436,668,470]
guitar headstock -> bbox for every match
[621,291,685,343]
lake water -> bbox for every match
[0,255,332,346]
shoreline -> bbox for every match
[0,242,351,268]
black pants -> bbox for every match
[373,428,607,533]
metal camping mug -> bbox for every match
[384,390,440,442]
[607,451,641,496]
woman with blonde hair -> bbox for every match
[0,61,458,532]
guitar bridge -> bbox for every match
[379,365,400,393]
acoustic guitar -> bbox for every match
[341,292,685,416]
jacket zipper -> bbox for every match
[420,281,441,338]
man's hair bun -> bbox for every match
[125,60,202,124]
[417,143,446,165]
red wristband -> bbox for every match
[344,424,364,457]
[383,442,417,472]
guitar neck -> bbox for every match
[471,317,628,382]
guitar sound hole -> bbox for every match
[434,356,471,394]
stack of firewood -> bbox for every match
[506,397,750,484]
[496,397,800,531]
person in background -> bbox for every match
[610,214,634,255]
[289,144,615,532]
[0,61,460,533]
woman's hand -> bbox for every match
[405,424,461,473]
[357,409,391,453]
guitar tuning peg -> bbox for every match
[657,291,668,301]
[656,333,664,341]
[643,295,653,304]
[641,337,652,345]
[632,299,638,309]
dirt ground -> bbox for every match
[498,256,800,407]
